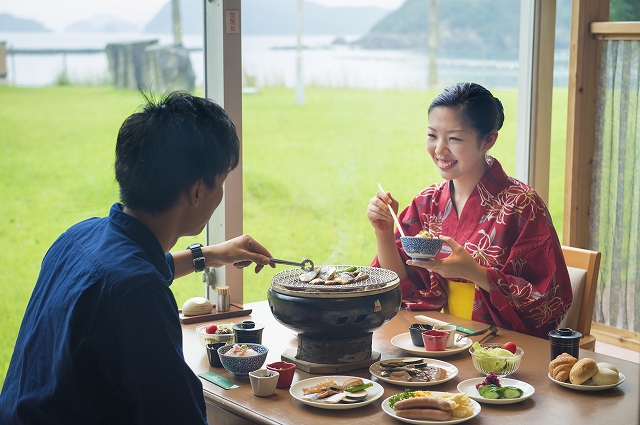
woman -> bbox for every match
[367,82,571,338]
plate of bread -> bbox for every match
[548,353,625,391]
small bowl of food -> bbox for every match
[196,323,235,346]
[401,233,443,260]
[469,343,524,377]
[218,343,269,378]
[409,323,434,346]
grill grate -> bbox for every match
[270,266,399,298]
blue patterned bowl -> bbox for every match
[400,236,443,260]
[217,343,269,378]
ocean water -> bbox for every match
[0,31,568,89]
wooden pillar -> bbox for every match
[563,0,609,248]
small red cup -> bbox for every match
[266,361,296,388]
[422,329,449,351]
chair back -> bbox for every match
[559,246,601,349]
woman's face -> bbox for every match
[426,106,495,186]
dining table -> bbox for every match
[181,300,639,425]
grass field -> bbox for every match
[0,85,568,385]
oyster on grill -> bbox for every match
[299,268,320,282]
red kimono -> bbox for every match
[372,157,572,339]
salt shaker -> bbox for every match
[216,286,230,312]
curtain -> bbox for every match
[590,39,640,332]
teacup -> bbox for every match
[435,324,457,348]
[422,329,449,351]
[249,369,280,397]
[266,361,296,388]
[409,323,434,346]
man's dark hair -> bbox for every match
[115,91,240,214]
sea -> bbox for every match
[0,31,570,89]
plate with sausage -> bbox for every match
[457,377,535,404]
[381,390,481,424]
[370,358,458,387]
[391,333,472,357]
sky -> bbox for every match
[0,0,404,33]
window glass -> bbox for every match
[0,0,204,384]
[239,0,529,302]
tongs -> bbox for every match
[269,257,315,272]
[457,325,498,342]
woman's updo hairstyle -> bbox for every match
[428,82,504,140]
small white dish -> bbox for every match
[547,372,626,391]
[391,332,472,357]
[369,358,458,387]
[289,376,384,410]
[381,395,481,424]
[457,377,535,404]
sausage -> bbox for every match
[394,396,451,412]
[395,408,453,421]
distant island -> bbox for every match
[0,13,52,32]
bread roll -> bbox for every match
[591,362,620,386]
[548,353,578,382]
[569,358,598,384]
[597,362,619,374]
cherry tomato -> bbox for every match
[503,341,517,354]
[205,324,218,334]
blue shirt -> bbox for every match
[0,204,207,425]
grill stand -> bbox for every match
[281,333,380,374]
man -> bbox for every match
[0,92,273,424]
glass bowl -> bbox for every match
[469,343,524,376]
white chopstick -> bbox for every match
[377,182,406,237]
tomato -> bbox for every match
[503,341,517,354]
[205,324,218,334]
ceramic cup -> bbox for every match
[435,324,457,348]
[422,329,449,351]
[206,342,227,367]
[266,361,296,388]
[249,369,280,397]
[409,323,434,346]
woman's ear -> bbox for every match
[481,130,498,152]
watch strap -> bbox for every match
[187,243,206,272]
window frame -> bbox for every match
[202,0,558,303]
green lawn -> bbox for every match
[0,85,567,385]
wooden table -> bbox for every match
[182,301,639,424]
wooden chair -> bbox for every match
[559,246,601,350]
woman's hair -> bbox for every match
[428,82,505,140]
[115,91,240,214]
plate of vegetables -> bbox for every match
[457,373,534,405]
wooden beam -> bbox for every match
[563,0,609,248]
[590,21,640,40]
[591,321,640,353]
[528,0,556,203]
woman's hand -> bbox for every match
[367,189,399,235]
[206,234,274,273]
[407,236,489,289]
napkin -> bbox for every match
[414,315,476,335]
[199,372,239,389]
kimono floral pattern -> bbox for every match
[372,157,572,339]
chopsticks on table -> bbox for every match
[456,325,497,342]
[377,183,406,237]
[478,327,499,343]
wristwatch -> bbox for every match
[187,243,206,272]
